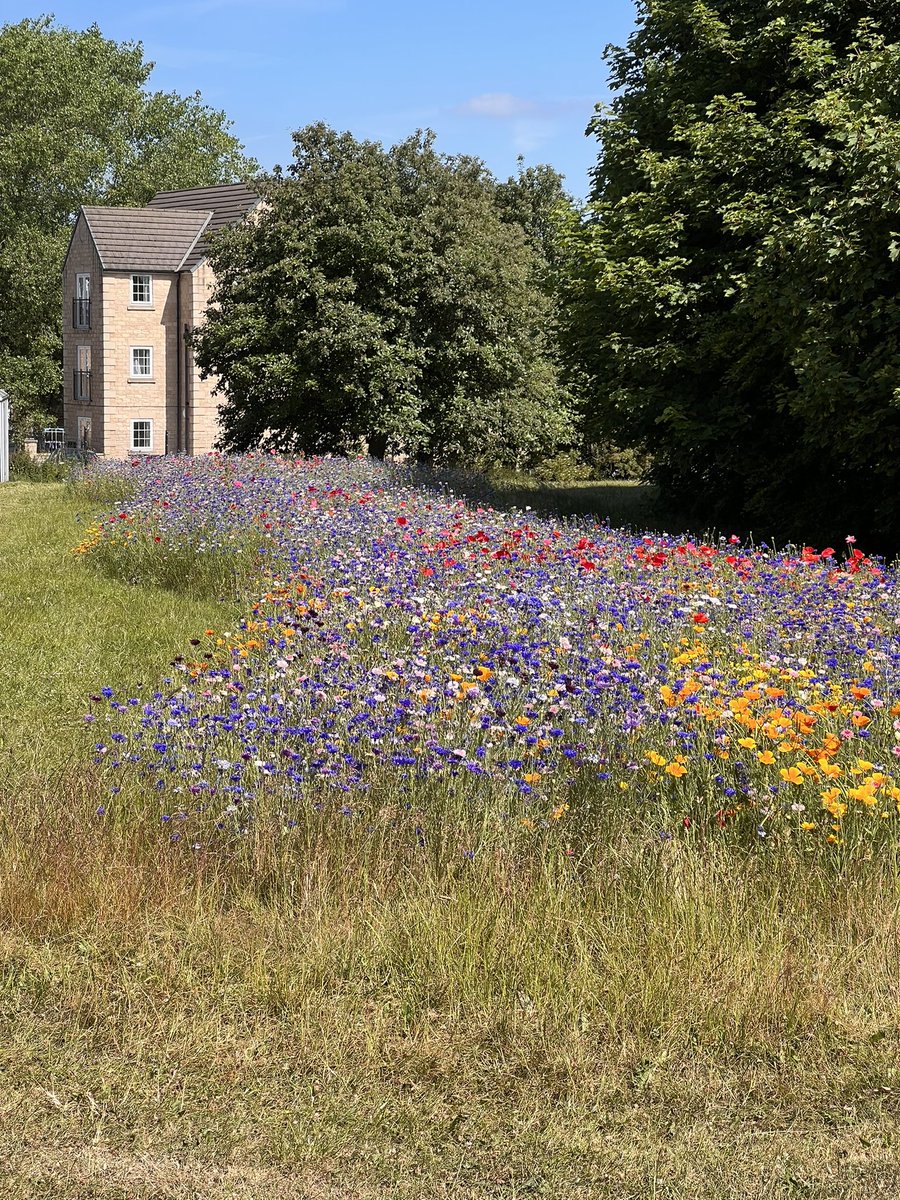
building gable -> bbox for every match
[80,206,213,271]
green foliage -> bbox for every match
[531,449,593,483]
[564,1,900,546]
[0,16,256,419]
[0,482,233,779]
[193,124,574,469]
[67,471,139,507]
[585,440,653,482]
[495,157,577,283]
[9,451,70,482]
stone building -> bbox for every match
[61,183,258,457]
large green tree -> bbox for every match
[193,124,574,467]
[0,16,255,435]
[495,158,575,284]
[564,1,900,546]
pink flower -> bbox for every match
[845,534,856,544]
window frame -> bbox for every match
[74,345,91,400]
[130,273,153,307]
[129,346,154,380]
[74,273,91,329]
[129,419,153,453]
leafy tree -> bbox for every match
[564,1,900,546]
[0,16,255,437]
[496,158,574,278]
[193,124,574,467]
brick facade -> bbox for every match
[187,261,222,455]
[62,217,104,453]
[99,269,178,457]
[61,187,256,458]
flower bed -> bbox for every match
[76,452,900,856]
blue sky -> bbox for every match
[11,1,639,200]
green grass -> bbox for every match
[3,480,900,1199]
[444,471,674,530]
[0,481,237,779]
[491,477,670,527]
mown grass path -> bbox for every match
[0,482,233,780]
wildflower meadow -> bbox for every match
[4,456,900,1198]
[75,453,900,861]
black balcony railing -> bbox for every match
[73,369,92,402]
[72,297,91,328]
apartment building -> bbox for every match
[62,182,258,456]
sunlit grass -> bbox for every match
[0,482,237,779]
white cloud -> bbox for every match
[458,92,538,120]
[511,118,558,154]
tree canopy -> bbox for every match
[193,123,574,467]
[0,16,255,433]
[563,0,900,546]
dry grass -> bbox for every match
[4,779,900,1198]
[3,482,900,1198]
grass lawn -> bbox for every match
[466,477,669,526]
[2,480,900,1198]
[0,482,235,779]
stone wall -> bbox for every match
[100,269,179,458]
[187,260,224,454]
[62,216,104,452]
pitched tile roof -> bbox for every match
[81,206,212,271]
[148,182,260,268]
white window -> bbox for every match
[130,419,153,452]
[130,346,153,378]
[131,274,152,305]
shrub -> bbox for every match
[585,441,652,482]
[532,450,593,484]
[9,451,70,482]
